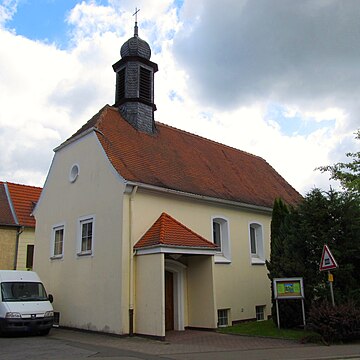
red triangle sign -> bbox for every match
[319,245,338,271]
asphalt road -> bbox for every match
[1,327,360,360]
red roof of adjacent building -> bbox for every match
[0,182,42,227]
[62,105,301,209]
[134,212,219,249]
[0,183,16,226]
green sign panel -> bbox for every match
[274,278,304,299]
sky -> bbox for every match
[0,0,359,195]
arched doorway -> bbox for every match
[165,259,186,331]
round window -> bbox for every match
[69,164,79,183]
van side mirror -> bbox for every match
[48,294,54,303]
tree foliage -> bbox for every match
[317,129,360,194]
[267,189,360,328]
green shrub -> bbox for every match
[309,301,360,343]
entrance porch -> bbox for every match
[133,213,219,339]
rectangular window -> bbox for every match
[256,305,266,321]
[77,216,95,256]
[54,228,64,256]
[81,220,93,252]
[217,309,229,327]
[52,225,64,258]
[26,244,34,269]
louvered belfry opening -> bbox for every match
[139,67,151,103]
[116,68,126,103]
[112,21,158,134]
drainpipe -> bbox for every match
[14,226,24,270]
[129,185,138,336]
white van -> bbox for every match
[0,270,54,335]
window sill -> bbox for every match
[251,257,265,265]
[77,250,92,257]
[215,254,231,264]
[50,255,63,260]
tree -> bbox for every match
[267,198,302,327]
[268,198,289,275]
[317,129,360,194]
[267,189,360,328]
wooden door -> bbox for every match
[165,271,174,331]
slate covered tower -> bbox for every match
[112,18,158,134]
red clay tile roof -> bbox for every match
[0,182,42,227]
[64,105,301,208]
[0,182,16,226]
[134,212,219,249]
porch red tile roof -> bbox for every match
[0,182,42,227]
[134,212,219,249]
[63,105,301,208]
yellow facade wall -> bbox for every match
[135,253,165,337]
[34,133,126,334]
[0,227,17,269]
[187,256,217,328]
[16,228,35,270]
[129,188,272,324]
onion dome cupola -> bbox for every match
[112,15,158,134]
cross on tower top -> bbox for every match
[133,7,140,21]
[133,7,140,37]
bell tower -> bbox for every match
[112,12,158,134]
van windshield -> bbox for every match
[1,282,48,302]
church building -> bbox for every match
[33,19,301,339]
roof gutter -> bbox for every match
[124,181,272,214]
[134,244,219,256]
[14,226,24,270]
[128,185,138,337]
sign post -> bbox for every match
[273,277,305,329]
[319,245,338,306]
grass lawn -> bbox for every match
[218,320,319,342]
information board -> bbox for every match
[273,277,304,299]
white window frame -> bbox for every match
[256,305,266,321]
[217,308,230,327]
[249,222,265,265]
[212,216,231,264]
[51,224,65,259]
[77,215,95,256]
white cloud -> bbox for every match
[0,0,357,196]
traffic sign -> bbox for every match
[319,244,338,271]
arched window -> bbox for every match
[212,217,231,263]
[249,222,265,264]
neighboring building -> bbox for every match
[0,181,42,270]
[34,21,301,339]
